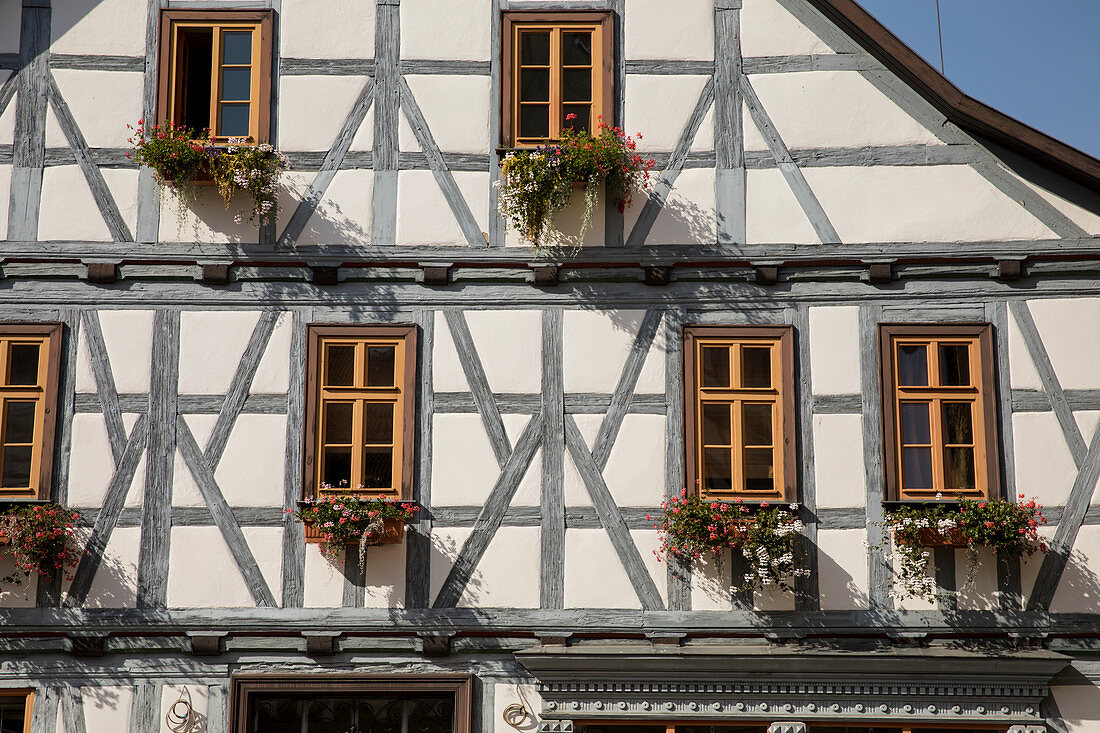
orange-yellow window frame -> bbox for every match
[0,325,62,500]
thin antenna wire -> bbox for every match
[935,0,946,74]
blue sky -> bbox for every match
[856,0,1100,158]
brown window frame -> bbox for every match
[303,324,417,501]
[0,324,62,500]
[501,10,614,147]
[683,326,796,502]
[229,675,472,733]
[880,323,1001,502]
[156,10,274,143]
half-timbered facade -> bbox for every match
[1,0,1099,731]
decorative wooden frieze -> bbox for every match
[997,259,1025,281]
[867,262,893,284]
[69,634,106,657]
[644,265,671,286]
[768,724,805,733]
[188,633,226,656]
[421,264,452,286]
[531,265,560,287]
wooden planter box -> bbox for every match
[302,517,405,547]
[914,527,968,548]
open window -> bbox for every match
[880,324,1000,501]
[157,11,273,142]
[0,690,34,732]
[502,11,613,146]
[0,325,62,500]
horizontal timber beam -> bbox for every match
[73,393,286,414]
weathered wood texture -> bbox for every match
[406,309,434,607]
[371,0,400,245]
[7,2,50,241]
[794,308,819,610]
[663,308,690,610]
[714,0,745,244]
[541,309,565,609]
[859,305,891,609]
[444,311,512,467]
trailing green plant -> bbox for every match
[651,489,808,594]
[878,494,1047,602]
[207,139,289,225]
[291,491,419,563]
[126,120,207,187]
[496,119,654,247]
[0,503,81,586]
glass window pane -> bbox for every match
[562,69,591,102]
[325,345,356,386]
[364,402,394,445]
[743,448,774,491]
[3,402,35,444]
[945,446,975,490]
[218,103,250,137]
[520,68,550,102]
[519,105,549,138]
[561,105,589,132]
[222,30,252,65]
[322,402,353,445]
[1,445,31,488]
[943,402,974,444]
[322,447,351,488]
[701,346,730,388]
[902,446,933,490]
[8,344,39,386]
[363,448,393,489]
[220,67,251,102]
[897,344,929,386]
[940,343,971,386]
[900,402,931,444]
[0,697,27,733]
[521,32,550,65]
[702,403,731,445]
[742,403,772,446]
[366,346,396,387]
[562,32,592,65]
[703,448,732,492]
[741,346,771,388]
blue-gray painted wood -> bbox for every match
[48,54,143,72]
[565,416,664,610]
[1009,301,1086,466]
[740,75,840,245]
[541,309,564,609]
[663,308,690,610]
[990,301,1021,610]
[433,392,666,415]
[859,304,891,609]
[741,53,878,74]
[444,310,512,468]
[487,0,506,248]
[176,417,278,607]
[60,687,88,733]
[793,307,819,610]
[812,393,862,414]
[0,68,19,122]
[7,2,49,241]
[591,310,663,470]
[137,310,179,609]
[342,545,367,607]
[52,309,80,505]
[625,78,714,248]
[603,0,625,247]
[30,686,58,733]
[281,310,306,608]
[714,1,745,244]
[278,78,376,247]
[64,417,149,608]
[280,58,374,75]
[371,0,400,246]
[136,0,166,244]
[406,309,434,607]
[399,77,486,247]
[46,73,133,242]
[128,683,158,733]
[258,0,281,246]
[1028,425,1100,611]
[80,311,127,461]
[430,504,660,529]
[207,684,228,733]
[203,311,279,468]
[933,547,957,612]
[432,414,544,608]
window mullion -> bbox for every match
[732,397,743,493]
[550,27,561,139]
[351,398,365,492]
[929,396,945,492]
[249,24,261,140]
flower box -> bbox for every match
[301,516,405,547]
[913,527,967,548]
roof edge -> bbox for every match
[805,0,1100,191]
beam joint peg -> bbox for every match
[996,258,1025,281]
[531,264,560,287]
[755,266,779,286]
[865,261,894,285]
[311,265,340,285]
[199,263,232,286]
[187,632,227,656]
[644,265,671,286]
[304,632,340,657]
[420,263,453,286]
[85,261,120,284]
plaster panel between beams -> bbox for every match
[564,528,643,609]
[802,165,1057,243]
[624,167,717,246]
[160,687,209,730]
[740,0,837,57]
[38,165,113,242]
[817,528,871,610]
[395,170,490,246]
[429,526,473,606]
[540,185,608,249]
[1050,525,1100,614]
[0,0,18,55]
[68,414,117,507]
[361,541,408,609]
[456,527,540,609]
[563,414,599,508]
[1007,306,1043,391]
[625,75,711,152]
[1019,526,1054,610]
[98,310,155,394]
[465,309,543,394]
[1011,412,1075,509]
[812,413,866,510]
[292,170,375,245]
[808,306,860,395]
[954,546,999,611]
[1027,298,1100,390]
[82,687,134,732]
[50,0,146,56]
[82,526,140,609]
[745,167,818,244]
[0,83,14,145]
[74,325,98,394]
[625,0,714,61]
[51,69,144,148]
[178,310,262,396]
[402,0,491,62]
[432,413,529,506]
[166,526,283,608]
[279,76,368,153]
[281,0,375,60]
[212,414,289,508]
[563,309,664,395]
[403,76,492,154]
[251,311,293,395]
[432,311,470,393]
[602,414,667,508]
[159,182,261,244]
[303,543,344,608]
[1050,684,1100,733]
[0,555,38,607]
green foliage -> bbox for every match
[126,121,206,187]
[0,503,81,586]
[652,490,808,594]
[207,141,289,225]
[292,494,418,560]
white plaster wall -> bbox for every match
[279,76,367,152]
[740,0,837,57]
[954,547,999,611]
[565,528,652,609]
[160,686,208,731]
[625,0,714,61]
[457,527,540,608]
[562,309,665,394]
[166,526,282,607]
[303,543,345,608]
[542,184,607,249]
[746,168,819,244]
[293,169,374,246]
[808,306,860,395]
[506,416,542,507]
[1007,305,1043,390]
[1051,525,1100,614]
[48,70,143,149]
[1077,411,1100,447]
[178,311,261,395]
[1052,685,1100,733]
[67,413,117,507]
[172,447,206,508]
[803,165,1057,243]
[625,168,717,245]
[82,526,140,609]
[402,0,490,61]
[432,311,470,393]
[432,413,517,506]
[602,414,666,507]
[625,75,711,152]
[563,414,600,508]
[1027,298,1100,390]
[0,556,37,607]
[251,311,292,394]
[212,415,289,507]
[690,552,732,611]
[0,89,15,145]
[812,414,866,509]
[81,686,133,733]
[0,0,19,54]
[50,0,146,56]
[493,684,541,733]
[404,76,491,154]
[1012,412,1077,508]
[692,106,716,154]
[281,0,374,59]
[817,528,870,609]
[1021,177,1100,235]
[38,166,139,242]
[158,181,262,244]
[464,309,542,394]
[1019,526,1054,609]
[429,526,472,605]
[363,541,408,608]
[395,170,490,245]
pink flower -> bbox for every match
[985,521,994,529]
[565,113,578,121]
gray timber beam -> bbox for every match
[371,0,400,245]
[664,308,690,610]
[742,53,878,74]
[406,309,434,607]
[30,686,58,733]
[794,307,819,610]
[48,54,143,71]
[281,58,374,76]
[81,311,128,462]
[281,310,307,608]
[7,0,50,241]
[859,305,891,609]
[60,688,88,733]
[444,310,512,467]
[136,0,165,244]
[603,0,625,247]
[487,0,506,247]
[129,683,159,733]
[714,0,745,244]
[541,309,565,609]
[0,69,18,123]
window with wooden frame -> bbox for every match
[502,11,613,146]
[303,326,417,499]
[157,11,273,142]
[230,675,472,733]
[684,327,796,501]
[0,325,62,500]
[0,690,34,733]
[880,324,1000,501]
